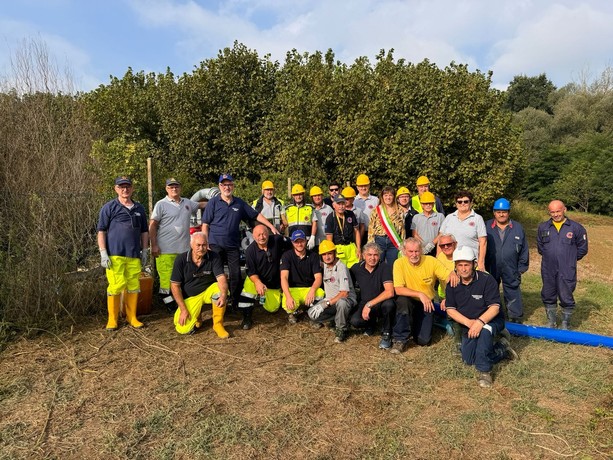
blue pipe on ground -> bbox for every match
[505,322,613,349]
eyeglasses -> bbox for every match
[456,199,470,204]
[439,243,455,249]
[329,188,339,192]
[220,183,234,188]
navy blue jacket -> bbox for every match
[485,219,529,282]
[537,218,588,279]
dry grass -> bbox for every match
[1,203,612,459]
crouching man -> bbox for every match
[171,232,229,337]
[445,246,518,388]
[308,241,357,343]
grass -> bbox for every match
[0,202,611,459]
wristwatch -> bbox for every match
[326,300,331,307]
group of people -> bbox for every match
[97,173,588,388]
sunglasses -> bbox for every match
[265,250,273,263]
[456,199,470,204]
[329,188,339,192]
[439,243,455,248]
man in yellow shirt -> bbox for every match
[391,238,458,354]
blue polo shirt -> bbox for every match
[97,199,148,258]
[445,271,502,321]
[201,195,259,248]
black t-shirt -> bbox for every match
[350,260,393,304]
[325,210,358,245]
[280,249,322,288]
[445,271,503,320]
[245,234,290,289]
[171,250,225,299]
[404,209,418,239]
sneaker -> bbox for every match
[378,334,392,349]
[498,337,519,361]
[477,372,492,388]
[363,327,375,337]
[288,313,298,325]
[334,328,347,343]
[390,341,406,354]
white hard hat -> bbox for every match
[453,246,476,262]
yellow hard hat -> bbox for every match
[396,186,410,198]
[318,240,337,255]
[262,180,274,190]
[419,191,436,203]
[291,184,305,195]
[309,186,324,197]
[356,174,370,186]
[416,175,430,186]
[341,186,356,198]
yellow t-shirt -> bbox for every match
[436,252,455,299]
[393,255,451,300]
[553,218,566,232]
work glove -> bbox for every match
[307,235,316,250]
[308,301,325,320]
[423,242,435,254]
[141,250,148,268]
[100,249,111,269]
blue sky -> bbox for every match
[1,0,612,92]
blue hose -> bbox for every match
[505,322,613,349]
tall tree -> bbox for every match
[504,74,556,114]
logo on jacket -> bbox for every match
[232,207,239,212]
[566,232,573,239]
[347,217,353,223]
[472,294,483,300]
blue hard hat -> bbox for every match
[493,198,510,211]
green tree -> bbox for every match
[504,73,556,113]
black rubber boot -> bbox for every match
[241,306,254,330]
[561,307,573,330]
[545,305,557,328]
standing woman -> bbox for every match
[439,190,487,270]
[368,186,405,264]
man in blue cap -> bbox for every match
[485,198,529,323]
[280,229,325,324]
[201,173,279,313]
[537,200,588,329]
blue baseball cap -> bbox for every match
[218,173,234,183]
[290,229,306,242]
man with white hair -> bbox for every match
[445,246,517,388]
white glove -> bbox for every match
[100,249,111,269]
[141,250,148,268]
[308,301,325,320]
[307,235,316,250]
[423,242,435,254]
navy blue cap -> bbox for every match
[218,173,234,183]
[166,178,180,186]
[290,229,306,241]
[115,176,132,186]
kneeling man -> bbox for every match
[171,232,229,337]
[445,246,517,388]
[308,240,357,343]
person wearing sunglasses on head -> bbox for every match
[439,191,487,271]
[238,224,291,329]
[97,176,149,331]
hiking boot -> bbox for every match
[498,337,519,361]
[334,328,347,343]
[378,333,392,349]
[390,341,406,355]
[477,372,492,388]
[288,313,298,324]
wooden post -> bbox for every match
[147,157,154,217]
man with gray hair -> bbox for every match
[391,237,458,354]
[349,242,396,349]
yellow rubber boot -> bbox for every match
[125,292,144,329]
[211,305,229,338]
[106,294,121,330]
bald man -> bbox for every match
[537,200,588,329]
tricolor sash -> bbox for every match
[376,205,402,248]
